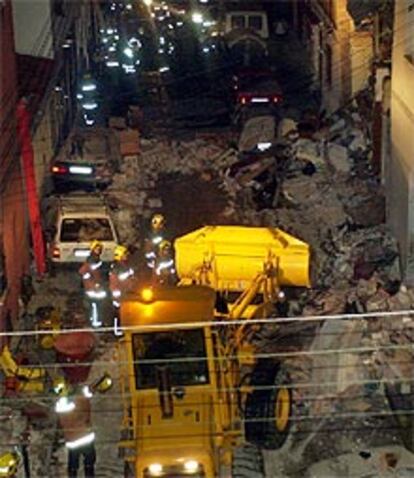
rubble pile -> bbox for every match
[262,274,414,477]
[264,107,393,289]
[105,136,239,245]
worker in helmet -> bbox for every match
[109,245,134,336]
[153,240,176,285]
[0,450,21,478]
[54,379,96,478]
[78,240,107,328]
[144,214,166,270]
[275,289,289,317]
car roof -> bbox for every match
[57,194,107,212]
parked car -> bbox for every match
[51,159,111,192]
[233,68,283,109]
[45,194,119,269]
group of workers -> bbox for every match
[0,215,175,478]
[79,214,175,332]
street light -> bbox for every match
[192,12,203,24]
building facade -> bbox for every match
[387,0,414,281]
[0,0,103,330]
[0,0,30,334]
[296,0,374,114]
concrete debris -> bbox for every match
[306,446,414,477]
[278,117,298,140]
[238,115,276,153]
[295,138,324,168]
[327,143,351,174]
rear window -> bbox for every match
[59,218,114,242]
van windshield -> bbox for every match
[60,218,114,242]
[133,329,209,389]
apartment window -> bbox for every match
[248,15,263,31]
[231,15,245,29]
[326,44,333,87]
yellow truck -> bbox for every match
[118,226,310,478]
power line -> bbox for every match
[2,308,414,338]
[0,372,413,405]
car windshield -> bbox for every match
[60,218,114,242]
[133,329,209,389]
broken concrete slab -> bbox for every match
[328,143,351,174]
[306,446,414,477]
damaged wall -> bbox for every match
[389,0,414,282]
[302,0,371,114]
[0,0,30,334]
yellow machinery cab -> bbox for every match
[118,226,311,477]
[119,285,240,478]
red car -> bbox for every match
[233,68,283,107]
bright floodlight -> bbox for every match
[148,463,162,475]
[123,47,134,58]
[143,0,153,6]
[184,460,199,473]
[192,12,203,24]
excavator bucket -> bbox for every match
[175,226,310,291]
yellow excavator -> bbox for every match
[118,226,310,478]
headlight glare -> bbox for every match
[184,460,199,473]
[148,463,163,475]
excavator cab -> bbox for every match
[118,285,239,478]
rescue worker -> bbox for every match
[145,214,166,270]
[54,380,96,478]
[153,240,176,285]
[275,290,289,317]
[109,245,134,336]
[78,240,107,328]
[0,450,21,477]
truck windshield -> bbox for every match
[60,218,114,242]
[133,329,209,389]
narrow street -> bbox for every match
[1,1,413,477]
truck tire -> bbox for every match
[261,367,292,450]
[244,387,267,445]
[244,361,281,447]
[232,445,265,478]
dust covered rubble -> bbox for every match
[261,108,414,474]
[264,276,414,477]
[268,108,393,290]
[105,136,239,246]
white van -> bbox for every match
[46,194,119,265]
[225,11,269,39]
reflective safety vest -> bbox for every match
[79,257,106,299]
[109,262,134,306]
[56,391,94,448]
[155,257,175,277]
[144,232,165,268]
